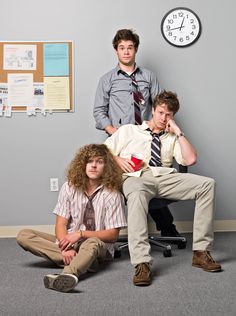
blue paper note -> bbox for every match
[43,43,69,76]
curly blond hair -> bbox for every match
[66,144,123,192]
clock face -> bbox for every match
[161,7,201,47]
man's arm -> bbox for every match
[59,228,120,252]
[93,77,113,132]
[166,119,197,166]
[55,215,68,241]
[114,156,135,173]
[104,127,135,172]
[150,71,162,102]
[82,228,120,242]
[55,215,77,265]
[105,125,119,135]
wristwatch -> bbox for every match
[176,132,185,139]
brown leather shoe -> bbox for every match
[133,262,152,286]
[192,251,222,272]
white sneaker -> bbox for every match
[43,273,78,292]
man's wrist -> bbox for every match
[78,230,83,239]
[105,125,113,135]
[176,132,185,139]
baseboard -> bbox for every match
[1,220,236,238]
[0,225,55,238]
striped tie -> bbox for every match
[83,188,100,231]
[148,129,165,167]
[130,73,144,125]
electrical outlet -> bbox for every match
[50,178,59,191]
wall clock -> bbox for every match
[161,7,202,47]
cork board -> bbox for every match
[0,41,73,112]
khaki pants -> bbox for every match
[16,229,109,276]
[122,170,215,266]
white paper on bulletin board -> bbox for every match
[44,77,70,110]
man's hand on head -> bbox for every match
[165,119,181,136]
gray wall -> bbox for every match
[0,0,235,225]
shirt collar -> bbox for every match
[116,64,141,75]
[141,121,165,136]
[140,121,150,130]
[84,184,103,197]
[149,129,165,137]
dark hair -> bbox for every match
[112,29,140,50]
[153,90,180,114]
[66,144,123,192]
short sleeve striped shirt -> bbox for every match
[53,182,127,256]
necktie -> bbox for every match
[83,188,100,231]
[130,73,144,125]
[148,129,165,167]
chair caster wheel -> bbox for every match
[163,249,172,257]
[114,249,121,258]
[177,241,187,249]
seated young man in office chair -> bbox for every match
[105,90,222,286]
[93,28,180,238]
[17,144,127,292]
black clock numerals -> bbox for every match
[161,7,202,47]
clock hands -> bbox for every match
[169,25,185,31]
[169,17,186,32]
[179,17,185,31]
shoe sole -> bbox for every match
[133,281,151,286]
[192,264,222,272]
[43,274,78,292]
[133,279,151,286]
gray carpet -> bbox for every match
[0,232,235,316]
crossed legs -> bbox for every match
[16,229,108,275]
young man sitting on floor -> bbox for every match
[17,144,127,292]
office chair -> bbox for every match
[115,164,188,258]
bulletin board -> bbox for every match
[0,41,73,113]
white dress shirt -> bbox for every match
[105,121,186,177]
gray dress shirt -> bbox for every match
[93,65,161,130]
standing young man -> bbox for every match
[93,28,180,237]
[17,144,127,292]
[105,90,222,286]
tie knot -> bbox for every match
[147,128,165,138]
[151,132,159,138]
[85,188,101,201]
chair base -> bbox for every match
[149,234,187,249]
[115,234,187,258]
